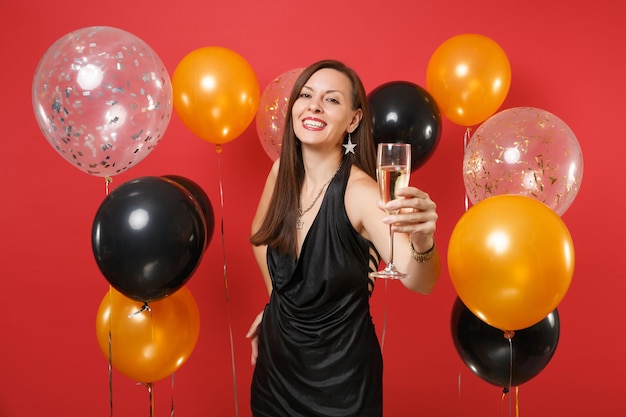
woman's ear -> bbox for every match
[348,108,363,133]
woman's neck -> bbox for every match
[301,149,343,188]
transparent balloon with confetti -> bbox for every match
[32,26,173,177]
[255,68,303,161]
[463,107,583,215]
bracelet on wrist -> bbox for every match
[409,238,435,263]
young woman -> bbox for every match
[247,59,441,416]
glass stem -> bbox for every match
[387,223,395,270]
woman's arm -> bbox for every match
[250,160,280,296]
[347,169,440,294]
[246,160,280,365]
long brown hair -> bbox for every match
[250,60,375,255]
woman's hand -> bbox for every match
[245,310,264,365]
[379,186,438,251]
[376,185,441,294]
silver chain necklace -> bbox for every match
[296,168,340,229]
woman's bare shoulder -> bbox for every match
[345,166,381,236]
[347,165,377,192]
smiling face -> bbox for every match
[292,68,362,149]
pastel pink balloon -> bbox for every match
[255,68,303,161]
[463,107,583,215]
[32,26,172,177]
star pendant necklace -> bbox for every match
[296,168,339,229]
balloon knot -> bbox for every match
[215,145,223,154]
[128,302,151,318]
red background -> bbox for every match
[1,1,623,416]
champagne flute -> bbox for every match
[369,143,411,279]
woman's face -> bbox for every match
[292,68,362,148]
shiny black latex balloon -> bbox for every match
[368,81,442,171]
[162,175,215,249]
[450,297,560,387]
[92,176,207,303]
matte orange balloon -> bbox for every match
[426,34,511,127]
[95,286,200,383]
[448,195,574,331]
[172,46,260,146]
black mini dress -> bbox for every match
[251,160,383,417]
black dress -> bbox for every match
[251,160,383,417]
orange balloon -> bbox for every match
[448,195,574,331]
[95,286,200,383]
[172,46,260,145]
[426,34,511,127]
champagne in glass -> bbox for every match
[378,165,410,209]
[370,143,411,279]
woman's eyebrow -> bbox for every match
[302,85,345,96]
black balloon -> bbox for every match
[92,176,207,303]
[368,81,442,171]
[162,175,215,249]
[450,297,560,387]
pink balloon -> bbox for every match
[32,26,172,177]
[255,68,303,160]
[463,107,583,215]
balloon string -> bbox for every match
[108,286,113,417]
[132,304,155,414]
[457,127,471,417]
[216,151,239,417]
[500,386,519,417]
[380,278,388,353]
[105,176,115,417]
[463,128,471,212]
[456,368,463,417]
[151,308,155,388]
[457,370,462,416]
[226,307,239,416]
[147,311,156,417]
[501,330,515,417]
[147,382,154,417]
[506,331,514,392]
[105,180,114,417]
[170,373,175,417]
[105,176,112,196]
[217,152,229,303]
